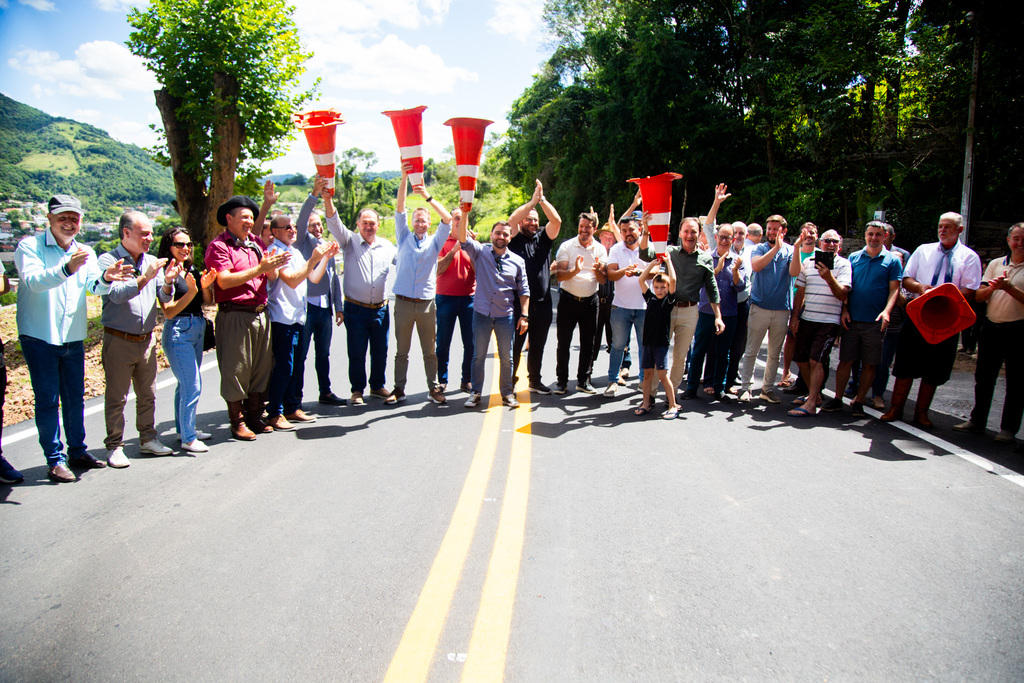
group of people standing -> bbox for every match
[1,175,1021,486]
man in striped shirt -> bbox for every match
[787,230,851,417]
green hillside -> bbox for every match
[0,93,175,217]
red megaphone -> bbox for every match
[383,106,427,187]
[444,117,492,211]
[293,109,346,196]
[628,172,683,257]
[905,282,977,344]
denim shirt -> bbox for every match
[393,211,451,299]
[15,229,111,345]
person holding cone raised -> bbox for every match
[387,160,452,405]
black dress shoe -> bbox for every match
[679,388,697,400]
[318,392,347,406]
[68,453,108,469]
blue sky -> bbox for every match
[0,0,553,175]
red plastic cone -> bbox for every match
[382,106,427,187]
[444,117,493,211]
[905,282,977,344]
[628,172,683,257]
[293,109,346,196]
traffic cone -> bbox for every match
[905,282,977,344]
[382,106,428,186]
[628,172,683,257]
[293,109,346,196]
[444,117,493,211]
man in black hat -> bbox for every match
[204,195,290,440]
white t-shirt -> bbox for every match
[607,242,646,309]
[268,240,308,325]
[555,236,607,298]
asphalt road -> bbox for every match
[2,308,1022,682]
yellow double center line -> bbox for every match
[384,370,532,683]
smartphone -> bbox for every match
[814,249,835,270]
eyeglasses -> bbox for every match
[173,241,192,248]
[822,238,840,245]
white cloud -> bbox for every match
[93,0,139,11]
[72,108,160,148]
[320,34,476,95]
[7,41,159,100]
[487,0,545,40]
[18,0,56,11]
[293,0,450,39]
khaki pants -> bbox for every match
[215,309,273,402]
[668,304,700,391]
[740,303,790,391]
[393,297,439,393]
[102,331,158,450]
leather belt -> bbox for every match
[560,290,597,303]
[104,327,151,343]
[675,300,699,308]
[395,294,429,304]
[345,297,386,310]
[218,302,268,314]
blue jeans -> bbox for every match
[472,312,515,397]
[608,306,645,383]
[688,313,737,393]
[162,315,205,443]
[436,294,474,386]
[344,301,389,393]
[297,302,334,398]
[268,322,304,416]
[19,335,87,466]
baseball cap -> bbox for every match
[48,195,84,215]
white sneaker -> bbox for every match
[139,439,173,456]
[737,390,753,403]
[465,392,481,408]
[178,430,212,441]
[181,439,209,453]
[107,447,130,468]
[603,383,617,397]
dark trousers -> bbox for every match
[514,295,553,384]
[268,322,304,417]
[588,300,613,381]
[556,291,598,385]
[437,294,474,386]
[297,302,335,399]
[726,300,749,390]
[971,319,1024,433]
[344,301,390,393]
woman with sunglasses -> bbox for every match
[157,228,217,453]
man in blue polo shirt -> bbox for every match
[829,221,903,415]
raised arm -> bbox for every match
[295,176,325,244]
[254,180,279,236]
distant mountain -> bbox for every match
[0,93,175,217]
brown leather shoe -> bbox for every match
[369,387,390,400]
[266,414,295,431]
[47,462,77,483]
[384,389,406,405]
[350,392,365,406]
[284,409,317,423]
[227,400,256,441]
[244,394,273,434]
[429,388,447,404]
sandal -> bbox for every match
[633,406,652,416]
[778,376,795,388]
[662,407,680,419]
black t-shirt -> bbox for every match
[642,289,677,347]
[168,264,205,317]
[508,229,555,303]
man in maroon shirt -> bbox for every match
[204,195,289,440]
[435,207,476,394]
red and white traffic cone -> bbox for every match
[293,109,346,196]
[444,117,493,212]
[628,172,683,257]
[382,105,428,186]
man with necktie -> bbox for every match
[881,212,982,426]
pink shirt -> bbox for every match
[205,230,269,306]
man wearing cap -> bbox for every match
[205,195,290,440]
[507,179,562,394]
[387,162,452,405]
[882,212,982,426]
[16,195,133,482]
[323,192,397,405]
[97,211,173,468]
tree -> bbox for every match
[127,0,315,247]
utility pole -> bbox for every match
[960,10,981,245]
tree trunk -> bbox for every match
[154,87,210,248]
[208,72,243,245]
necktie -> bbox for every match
[930,244,955,286]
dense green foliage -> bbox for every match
[0,93,175,217]
[501,0,1021,249]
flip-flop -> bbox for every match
[787,407,815,417]
[662,407,680,419]
[703,386,715,395]
[792,395,809,405]
[633,406,652,416]
[778,377,796,388]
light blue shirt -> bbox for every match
[15,228,111,345]
[750,241,795,311]
[461,239,529,317]
[392,211,451,299]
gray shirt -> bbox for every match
[97,244,161,335]
[296,193,344,311]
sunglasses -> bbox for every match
[822,238,840,245]
[173,241,192,248]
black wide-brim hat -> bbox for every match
[217,195,260,226]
